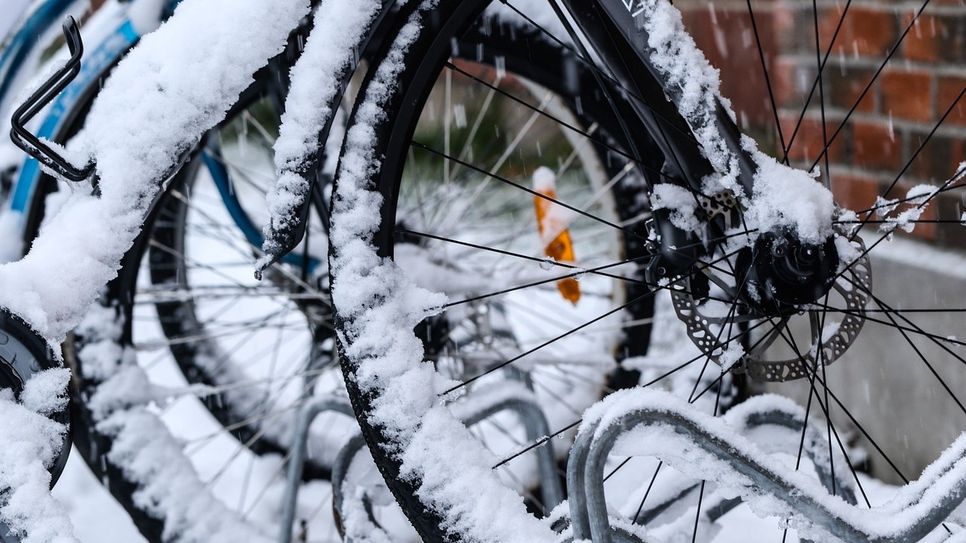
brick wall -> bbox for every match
[676,0,966,247]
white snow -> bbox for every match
[18,367,68,415]
[260,0,384,267]
[741,138,835,244]
[75,303,274,542]
[876,184,940,234]
[651,183,701,233]
[0,370,75,543]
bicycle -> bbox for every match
[320,0,966,541]
[1,0,663,540]
[0,0,963,541]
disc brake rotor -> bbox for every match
[669,234,872,382]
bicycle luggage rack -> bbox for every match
[9,16,96,182]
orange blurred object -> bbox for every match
[532,167,581,305]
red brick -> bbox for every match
[824,66,877,113]
[904,13,939,62]
[881,70,934,122]
[909,134,965,182]
[851,121,903,172]
[830,172,880,212]
[772,57,801,107]
[903,13,965,63]
[938,77,966,127]
[819,6,896,58]
[779,113,847,165]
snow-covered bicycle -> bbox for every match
[0,0,964,542]
[0,0,661,540]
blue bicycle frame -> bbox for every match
[0,0,320,271]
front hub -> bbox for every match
[737,231,840,317]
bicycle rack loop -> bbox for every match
[567,390,966,543]
[9,16,96,182]
[327,383,564,543]
[277,397,355,543]
[624,401,857,534]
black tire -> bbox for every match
[329,4,666,540]
[0,309,70,486]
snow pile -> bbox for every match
[0,0,310,344]
[260,0,384,269]
[741,138,835,244]
[0,369,74,543]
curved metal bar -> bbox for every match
[329,385,565,537]
[453,386,565,511]
[574,400,855,534]
[569,394,966,543]
[723,404,857,509]
[331,434,367,533]
[276,397,353,543]
[9,16,95,182]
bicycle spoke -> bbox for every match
[807,0,933,172]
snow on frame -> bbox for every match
[640,1,835,245]
[0,0,311,344]
[260,0,386,268]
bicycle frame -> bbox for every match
[1,1,155,252]
[0,0,325,272]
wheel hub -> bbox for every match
[669,228,870,382]
[737,231,840,317]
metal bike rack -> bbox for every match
[277,397,355,543]
[567,391,966,543]
[630,398,857,529]
[329,383,564,541]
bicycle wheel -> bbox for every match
[61,9,650,540]
[328,0,966,541]
[329,3,666,539]
[144,18,660,487]
[62,81,353,543]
